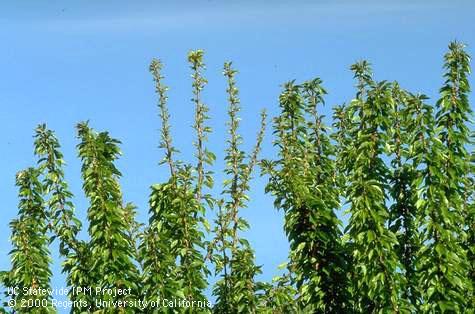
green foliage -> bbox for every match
[210,62,267,313]
[386,86,423,309]
[5,168,55,313]
[142,55,212,313]
[149,59,180,176]
[189,50,214,202]
[77,122,140,313]
[143,173,209,304]
[415,41,473,312]
[33,124,88,312]
[34,124,82,255]
[342,63,405,312]
[1,42,473,314]
[258,271,300,313]
[263,78,349,312]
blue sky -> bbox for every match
[0,0,474,311]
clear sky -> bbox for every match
[1,0,474,311]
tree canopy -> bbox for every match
[1,41,473,313]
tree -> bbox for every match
[262,78,349,312]
[342,62,404,312]
[416,41,472,312]
[141,55,211,312]
[33,124,89,313]
[1,42,472,314]
[5,168,55,313]
[397,90,434,310]
[210,62,266,313]
[386,86,426,309]
[76,122,140,313]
